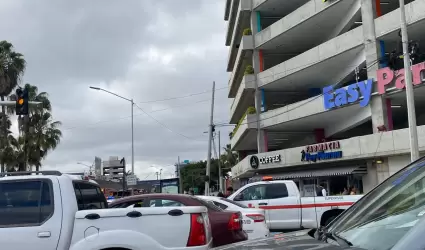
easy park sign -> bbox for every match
[377,61,425,94]
[323,79,373,110]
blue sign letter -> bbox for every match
[358,79,373,107]
[323,85,334,110]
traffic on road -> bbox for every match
[2,155,425,249]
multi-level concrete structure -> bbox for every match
[225,0,425,195]
[102,156,125,181]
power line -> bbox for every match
[133,103,206,142]
[138,86,227,104]
[62,97,221,131]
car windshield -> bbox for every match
[327,157,425,250]
[220,197,248,208]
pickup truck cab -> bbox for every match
[0,171,212,250]
[227,178,362,230]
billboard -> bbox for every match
[161,178,179,194]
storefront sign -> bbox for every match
[259,155,281,164]
[249,155,259,169]
[250,154,281,169]
[302,141,342,162]
[377,62,425,94]
[305,141,340,153]
[323,79,373,110]
[301,150,343,162]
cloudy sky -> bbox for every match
[0,0,232,179]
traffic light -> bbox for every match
[15,88,28,115]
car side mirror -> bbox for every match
[234,194,243,201]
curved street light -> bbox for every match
[89,86,135,174]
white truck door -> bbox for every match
[0,178,61,250]
[265,183,301,230]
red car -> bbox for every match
[109,194,248,247]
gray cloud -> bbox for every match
[0,0,232,179]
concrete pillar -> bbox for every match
[251,9,266,153]
[361,0,391,133]
[376,160,390,183]
[363,160,378,193]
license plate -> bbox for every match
[242,219,252,224]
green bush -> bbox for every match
[244,65,254,75]
[243,28,252,36]
[247,106,256,115]
[231,106,256,139]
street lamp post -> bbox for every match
[77,162,93,175]
[89,86,135,174]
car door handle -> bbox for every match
[127,211,143,218]
[168,209,184,216]
[85,213,100,220]
[37,231,51,238]
[259,202,268,205]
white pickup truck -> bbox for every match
[0,171,212,250]
[227,179,362,231]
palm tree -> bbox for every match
[222,144,238,167]
[0,117,24,171]
[9,84,61,171]
[26,112,62,171]
[0,41,26,172]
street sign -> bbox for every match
[126,174,137,186]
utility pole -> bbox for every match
[178,156,183,193]
[156,172,159,180]
[205,81,215,196]
[22,115,29,171]
[131,99,135,174]
[399,0,419,161]
[218,131,223,192]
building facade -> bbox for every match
[225,0,425,195]
[102,156,125,181]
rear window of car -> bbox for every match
[190,196,223,212]
[219,198,248,208]
[73,181,107,210]
[0,179,54,227]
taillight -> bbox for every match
[246,214,265,222]
[228,212,243,231]
[187,214,207,247]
